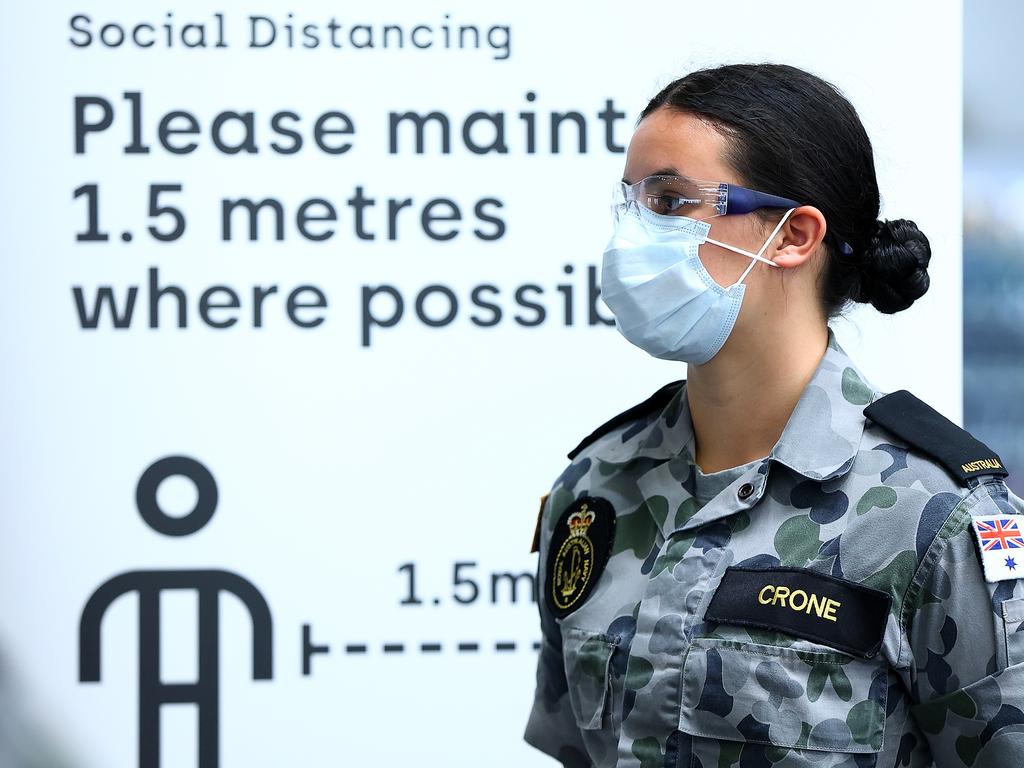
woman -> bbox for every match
[524,63,1024,768]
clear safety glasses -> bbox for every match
[612,174,854,255]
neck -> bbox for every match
[685,323,829,474]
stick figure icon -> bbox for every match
[79,456,273,768]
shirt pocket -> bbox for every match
[561,626,619,730]
[679,637,888,763]
[1000,595,1024,669]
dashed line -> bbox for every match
[341,641,540,655]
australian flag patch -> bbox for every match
[971,515,1024,582]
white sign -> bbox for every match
[0,1,963,766]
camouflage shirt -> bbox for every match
[523,326,1024,768]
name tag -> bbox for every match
[704,566,892,658]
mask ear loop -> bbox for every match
[715,207,797,286]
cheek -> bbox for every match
[697,242,752,288]
[700,219,771,286]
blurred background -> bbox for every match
[964,1,1024,495]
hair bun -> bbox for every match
[854,218,932,313]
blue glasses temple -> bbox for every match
[727,184,855,256]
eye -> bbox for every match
[644,193,700,215]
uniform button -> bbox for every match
[737,482,755,500]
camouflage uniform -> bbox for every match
[523,326,1024,767]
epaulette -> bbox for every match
[566,379,685,461]
[863,389,1009,486]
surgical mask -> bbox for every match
[600,203,796,364]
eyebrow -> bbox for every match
[622,166,682,184]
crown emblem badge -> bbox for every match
[566,503,595,538]
[544,495,617,618]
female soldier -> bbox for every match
[523,62,1024,768]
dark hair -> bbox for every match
[639,63,931,316]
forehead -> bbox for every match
[623,108,738,185]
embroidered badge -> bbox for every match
[970,515,1024,583]
[544,495,616,619]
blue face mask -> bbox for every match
[599,203,796,364]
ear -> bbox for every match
[769,205,827,268]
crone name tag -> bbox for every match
[704,566,892,658]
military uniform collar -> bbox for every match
[623,326,877,483]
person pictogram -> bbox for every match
[79,455,272,768]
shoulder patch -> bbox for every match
[969,514,1024,582]
[566,379,685,461]
[863,389,1008,485]
[545,495,616,618]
